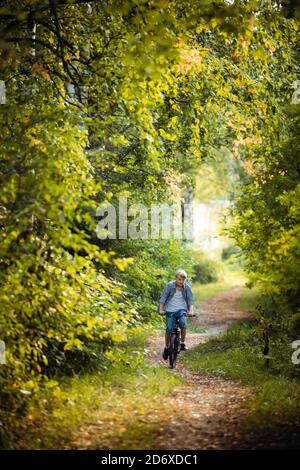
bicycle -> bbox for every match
[168,312,196,369]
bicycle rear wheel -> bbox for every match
[169,334,178,369]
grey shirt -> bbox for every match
[165,288,187,312]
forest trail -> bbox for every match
[66,286,300,450]
[146,286,255,449]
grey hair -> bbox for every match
[176,269,187,278]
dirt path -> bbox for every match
[59,286,300,450]
[65,286,265,451]
[145,286,255,450]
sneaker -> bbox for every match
[180,343,188,351]
[163,347,169,360]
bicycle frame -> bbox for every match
[168,314,184,369]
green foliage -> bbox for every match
[224,7,300,329]
[229,105,300,317]
[195,146,242,203]
[105,239,196,321]
[0,0,299,448]
[0,78,139,446]
[191,251,221,284]
[222,245,240,261]
[289,311,300,336]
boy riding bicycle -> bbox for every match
[158,269,194,360]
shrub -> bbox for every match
[192,254,220,284]
[222,245,240,260]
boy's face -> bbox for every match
[176,275,186,287]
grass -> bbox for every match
[188,323,207,334]
[238,285,264,313]
[181,320,300,431]
[193,266,248,304]
[15,329,183,450]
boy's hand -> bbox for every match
[159,310,165,315]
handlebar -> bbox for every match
[159,312,197,317]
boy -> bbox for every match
[158,269,194,360]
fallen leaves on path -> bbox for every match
[146,330,252,450]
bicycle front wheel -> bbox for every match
[169,334,178,369]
